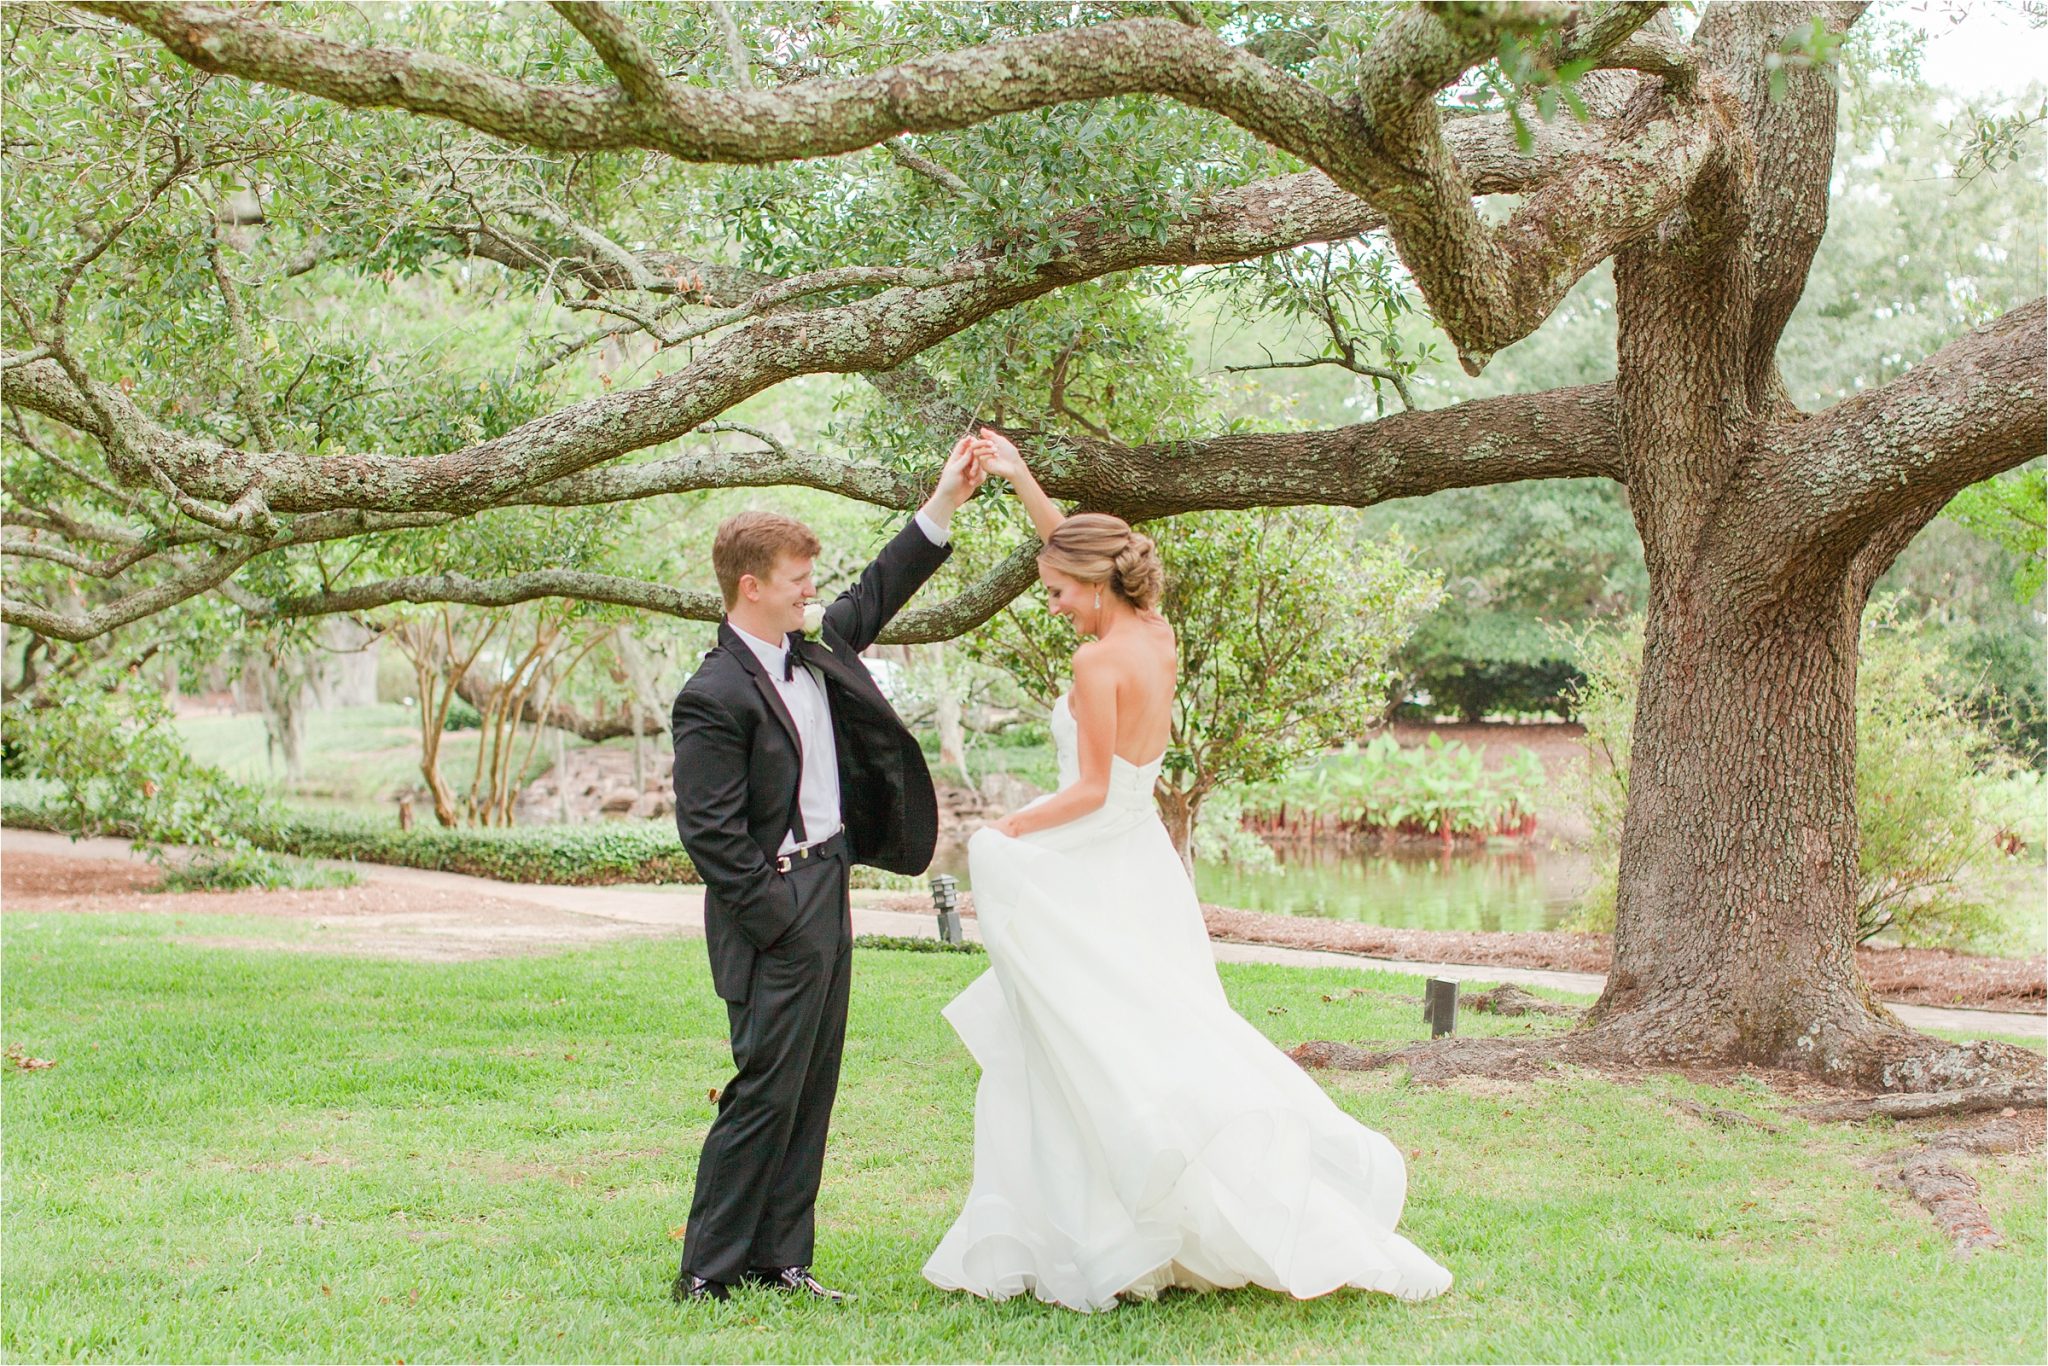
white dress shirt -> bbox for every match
[730,511,949,854]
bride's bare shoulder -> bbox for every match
[1072,639,1143,684]
[1145,613,1178,669]
[1071,633,1175,695]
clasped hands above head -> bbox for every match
[953,426,1026,484]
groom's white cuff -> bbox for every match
[914,509,950,547]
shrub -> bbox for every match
[0,672,341,891]
[239,810,699,884]
[1,791,697,887]
[4,672,245,844]
[158,849,357,894]
[1950,623,2047,770]
[1235,733,1545,842]
[1400,608,1585,721]
[852,934,985,954]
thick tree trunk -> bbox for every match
[1592,590,1874,1051]
[1588,582,2037,1090]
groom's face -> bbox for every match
[744,552,817,634]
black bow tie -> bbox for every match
[782,646,798,682]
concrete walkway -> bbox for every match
[6,827,2041,1041]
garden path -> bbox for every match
[2,827,2038,1040]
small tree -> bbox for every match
[387,608,499,828]
[976,507,1438,864]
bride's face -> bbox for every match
[1040,564,1101,636]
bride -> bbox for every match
[922,430,1453,1313]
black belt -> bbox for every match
[774,829,846,874]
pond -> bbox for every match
[1193,842,1598,932]
[929,837,1598,934]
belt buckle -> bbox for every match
[775,855,793,874]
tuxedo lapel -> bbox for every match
[793,633,885,710]
[718,622,802,756]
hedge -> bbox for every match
[4,794,933,892]
[852,934,985,954]
[3,795,696,886]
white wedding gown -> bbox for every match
[923,693,1453,1312]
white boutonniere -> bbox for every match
[801,602,826,640]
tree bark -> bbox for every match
[1155,783,1199,874]
[1582,2,2042,1090]
[1590,591,1880,1062]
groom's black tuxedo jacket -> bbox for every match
[671,517,949,1002]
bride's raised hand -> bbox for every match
[974,427,1064,541]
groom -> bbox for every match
[668,439,985,1304]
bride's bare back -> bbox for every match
[1075,612,1178,768]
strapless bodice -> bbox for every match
[1051,692,1164,810]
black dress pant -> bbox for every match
[680,847,853,1284]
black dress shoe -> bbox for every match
[744,1265,847,1302]
[670,1272,730,1303]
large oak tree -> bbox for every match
[3,1,2041,1088]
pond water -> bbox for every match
[1194,842,1598,932]
[929,837,1598,934]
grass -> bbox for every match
[3,914,2042,1362]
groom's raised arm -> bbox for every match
[822,517,951,653]
[824,438,982,652]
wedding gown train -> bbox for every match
[922,694,1453,1312]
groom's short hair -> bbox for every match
[713,511,822,607]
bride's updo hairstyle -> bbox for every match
[1039,513,1165,612]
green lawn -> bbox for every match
[3,914,2041,1362]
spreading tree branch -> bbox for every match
[548,0,669,104]
[1728,298,2048,597]
[1,381,1623,641]
[3,170,1405,515]
[89,3,1708,368]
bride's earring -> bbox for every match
[1093,590,1101,610]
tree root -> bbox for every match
[1287,1025,2042,1260]
[1925,1112,2044,1156]
[1836,1100,2042,1257]
[1286,1035,1570,1082]
[1795,1082,2045,1124]
[1670,1097,1782,1133]
[1288,1026,2046,1107]
[1889,1150,2003,1254]
[1843,1034,2048,1095]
